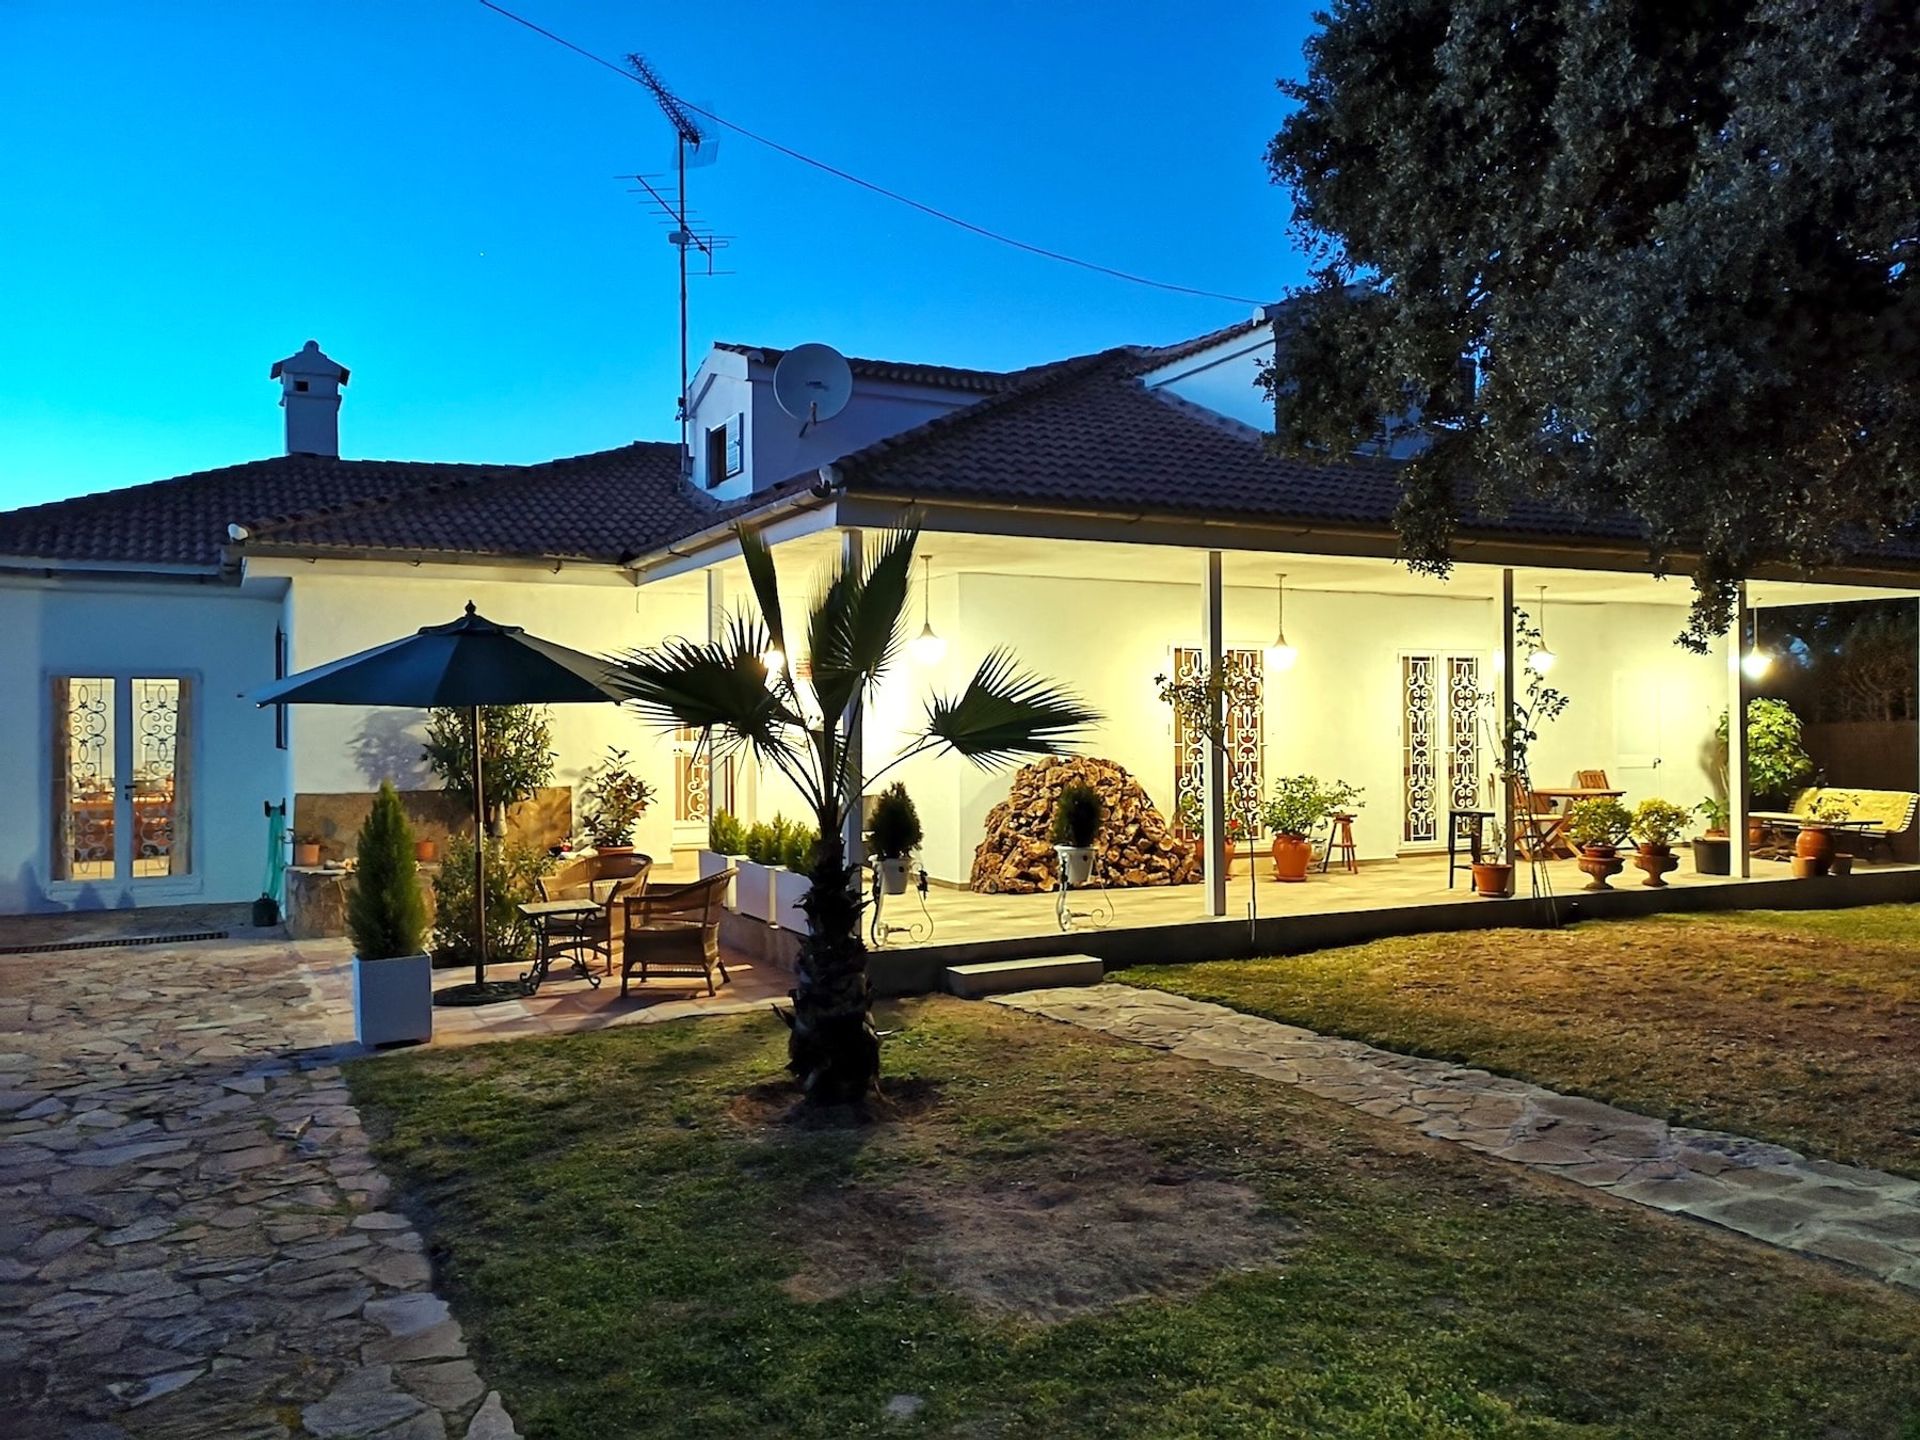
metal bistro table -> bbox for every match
[517,898,605,994]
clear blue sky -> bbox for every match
[0,3,1316,507]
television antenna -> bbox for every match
[624,51,728,478]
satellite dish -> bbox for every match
[773,343,853,432]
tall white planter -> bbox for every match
[734,860,776,922]
[773,867,812,931]
[352,953,433,1047]
[699,849,744,908]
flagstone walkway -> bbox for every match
[994,984,1920,1292]
[0,940,520,1440]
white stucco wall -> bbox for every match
[0,576,289,913]
[275,563,705,861]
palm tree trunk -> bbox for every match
[785,830,880,1103]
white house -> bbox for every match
[2,318,1916,927]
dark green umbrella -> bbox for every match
[253,602,627,996]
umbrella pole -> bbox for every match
[472,705,488,988]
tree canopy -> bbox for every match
[1264,0,1919,648]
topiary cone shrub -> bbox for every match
[349,780,429,960]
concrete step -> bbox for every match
[943,954,1105,999]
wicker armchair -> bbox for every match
[536,853,652,975]
[619,870,733,997]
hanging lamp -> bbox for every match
[1528,585,1557,674]
[1265,572,1298,671]
[909,554,946,665]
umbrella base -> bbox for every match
[433,979,532,1007]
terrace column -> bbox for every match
[841,529,866,868]
[1202,550,1228,917]
[706,567,726,827]
[1728,582,1752,879]
[1498,570,1516,865]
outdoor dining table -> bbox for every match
[517,898,605,994]
[1525,787,1626,858]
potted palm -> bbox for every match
[348,781,432,1047]
[1567,797,1632,890]
[867,783,923,895]
[1629,799,1691,887]
[614,522,1097,1105]
[578,745,657,856]
[1051,782,1106,887]
[1263,775,1362,882]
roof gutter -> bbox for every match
[624,469,839,579]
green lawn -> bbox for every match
[349,996,1920,1439]
[1120,906,1920,1179]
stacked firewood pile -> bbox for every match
[968,756,1201,893]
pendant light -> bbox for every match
[909,554,946,665]
[1528,585,1557,674]
[1265,572,1298,671]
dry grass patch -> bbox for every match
[1121,905,1920,1177]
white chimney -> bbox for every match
[270,340,349,457]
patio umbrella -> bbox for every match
[252,602,628,998]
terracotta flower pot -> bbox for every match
[1633,842,1679,888]
[1790,855,1821,880]
[414,839,438,863]
[1794,826,1834,875]
[1271,834,1312,882]
[1576,843,1623,891]
[1471,861,1514,898]
[293,841,322,868]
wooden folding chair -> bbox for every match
[1575,769,1611,791]
[1512,779,1569,860]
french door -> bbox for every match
[51,676,193,884]
[1171,646,1263,835]
[671,724,734,846]
[1400,652,1483,848]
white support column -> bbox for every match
[1498,569,1516,863]
[705,567,726,827]
[1728,582,1752,879]
[1201,550,1227,918]
[841,529,866,867]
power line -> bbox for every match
[477,0,1267,308]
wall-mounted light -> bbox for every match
[1265,572,1298,671]
[1528,585,1557,674]
[1742,649,1772,680]
[909,554,946,665]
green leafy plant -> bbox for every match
[708,810,747,855]
[1567,798,1633,851]
[578,745,657,848]
[780,822,818,872]
[1263,774,1363,839]
[430,832,552,965]
[422,705,555,821]
[741,821,779,866]
[1630,799,1694,850]
[1807,793,1854,825]
[347,781,428,960]
[1696,797,1730,834]
[1050,783,1106,848]
[1717,698,1813,803]
[866,783,923,860]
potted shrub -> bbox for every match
[1794,794,1850,877]
[866,783,923,895]
[292,833,323,868]
[1629,799,1691,887]
[430,833,551,970]
[348,781,432,1047]
[701,810,747,906]
[413,837,438,864]
[1567,797,1632,890]
[1050,782,1105,887]
[1691,798,1732,874]
[1469,826,1514,898]
[773,821,818,930]
[1263,775,1363,883]
[578,745,658,856]
[733,818,783,922]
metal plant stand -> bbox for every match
[1055,864,1115,934]
[867,864,935,949]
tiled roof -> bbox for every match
[0,443,705,570]
[712,341,1032,394]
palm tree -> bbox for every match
[615,524,1100,1104]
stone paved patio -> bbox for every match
[995,984,1920,1292]
[0,939,522,1439]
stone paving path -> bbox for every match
[995,984,1920,1292]
[0,940,520,1439]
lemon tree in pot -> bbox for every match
[1050,782,1105,888]
[348,781,432,1047]
[1567,796,1632,891]
[1629,798,1691,887]
[1263,775,1362,882]
[866,783,922,895]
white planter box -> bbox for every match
[773,867,812,932]
[699,849,744,908]
[352,952,433,1047]
[734,860,777,922]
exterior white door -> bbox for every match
[1400,652,1484,849]
[51,675,193,884]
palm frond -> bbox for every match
[808,525,917,721]
[612,615,804,773]
[737,525,788,668]
[920,648,1102,769]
